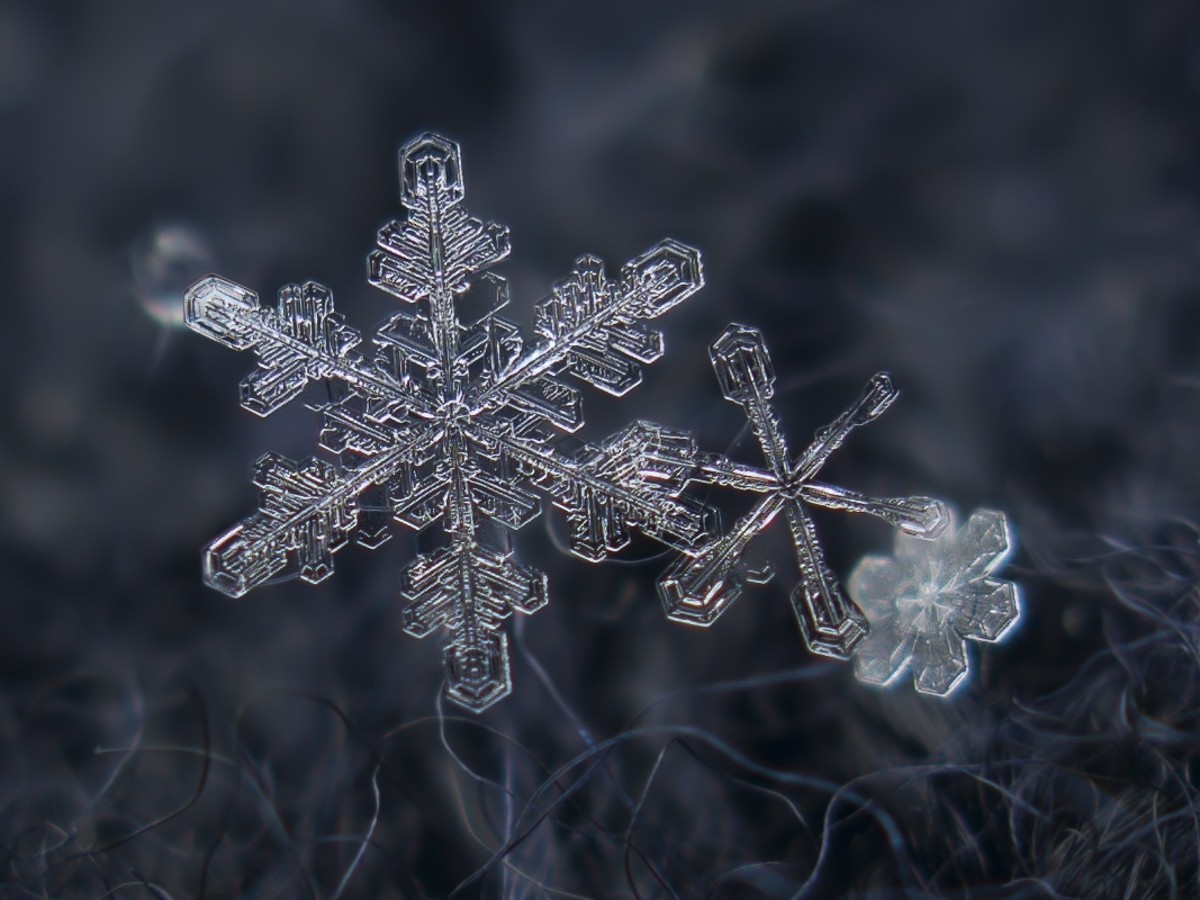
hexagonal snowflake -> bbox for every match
[186,133,712,712]
[849,508,1021,695]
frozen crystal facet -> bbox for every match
[186,133,711,713]
[658,324,952,659]
[188,132,1005,710]
[849,508,1021,695]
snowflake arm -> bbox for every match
[467,240,704,421]
[398,426,548,713]
[185,276,432,419]
[401,540,548,713]
[369,133,511,403]
[200,425,444,597]
[849,508,1021,695]
[483,420,713,561]
[202,453,357,596]
[658,323,951,659]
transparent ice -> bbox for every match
[654,324,951,658]
[849,508,1021,695]
[186,131,1013,711]
[185,133,711,712]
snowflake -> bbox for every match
[652,323,953,658]
[849,508,1021,695]
[185,133,713,712]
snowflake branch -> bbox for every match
[467,239,703,413]
[478,422,712,560]
[783,498,868,658]
[186,275,432,419]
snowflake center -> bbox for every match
[897,581,955,632]
[440,398,471,430]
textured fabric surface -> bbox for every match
[3,1,1199,894]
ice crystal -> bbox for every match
[849,508,1021,695]
[185,133,712,712]
[186,131,1015,710]
[653,324,952,658]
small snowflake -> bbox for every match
[849,508,1021,695]
[654,323,951,659]
[186,133,712,712]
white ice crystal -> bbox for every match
[849,508,1021,695]
[185,133,712,712]
[652,324,952,658]
[187,131,1013,710]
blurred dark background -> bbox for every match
[4,0,1200,896]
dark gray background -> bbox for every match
[3,1,1200,896]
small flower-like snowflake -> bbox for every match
[849,508,1021,695]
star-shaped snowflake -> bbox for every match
[185,133,712,712]
[848,508,1021,695]
[186,131,1021,710]
[654,323,951,659]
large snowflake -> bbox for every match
[185,133,712,712]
